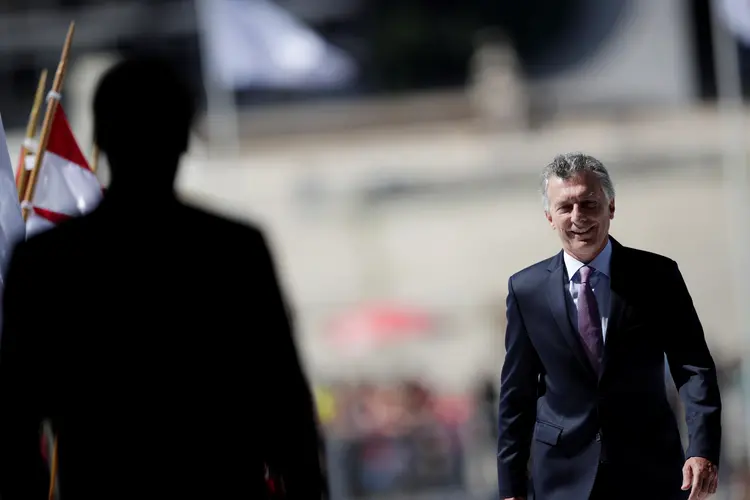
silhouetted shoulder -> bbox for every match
[11,219,74,262]
[179,202,267,246]
[176,203,282,272]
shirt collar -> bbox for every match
[563,237,612,282]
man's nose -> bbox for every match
[571,205,586,224]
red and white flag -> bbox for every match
[23,105,102,236]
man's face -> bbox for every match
[545,171,614,262]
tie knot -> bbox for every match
[579,265,594,283]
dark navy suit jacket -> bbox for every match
[497,237,721,500]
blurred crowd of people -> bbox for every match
[315,381,472,438]
[314,381,474,498]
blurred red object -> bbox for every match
[327,304,433,353]
[432,396,473,425]
[264,463,285,499]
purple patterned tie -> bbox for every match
[578,265,603,372]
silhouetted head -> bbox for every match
[93,56,196,195]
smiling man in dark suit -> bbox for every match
[496,153,722,500]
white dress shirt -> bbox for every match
[563,238,612,342]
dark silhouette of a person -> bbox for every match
[0,57,326,500]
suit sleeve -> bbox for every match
[497,276,543,498]
[663,261,722,466]
[0,243,49,500]
[256,232,327,500]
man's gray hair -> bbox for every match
[540,152,615,211]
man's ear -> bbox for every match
[545,211,555,229]
[609,199,615,220]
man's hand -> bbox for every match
[681,457,718,500]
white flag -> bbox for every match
[0,114,26,285]
[720,0,750,46]
[197,0,357,90]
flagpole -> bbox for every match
[21,21,75,221]
[16,69,48,199]
[709,0,750,464]
[32,24,77,499]
[90,143,99,174]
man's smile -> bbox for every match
[570,226,595,237]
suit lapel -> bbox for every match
[546,252,598,379]
[601,237,629,376]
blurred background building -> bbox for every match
[2,0,750,498]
